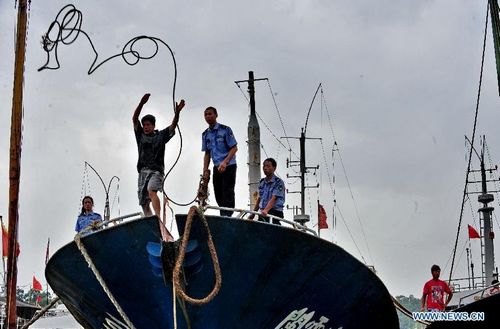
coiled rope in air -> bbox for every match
[39,4,197,209]
[172,206,222,304]
[74,233,136,329]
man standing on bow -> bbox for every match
[133,93,185,229]
[202,106,238,217]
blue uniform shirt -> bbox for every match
[258,175,285,212]
[202,123,237,166]
[75,212,103,233]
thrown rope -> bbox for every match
[40,4,194,208]
[74,234,136,329]
[172,206,222,304]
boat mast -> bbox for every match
[285,84,322,226]
[247,72,260,210]
[7,0,29,328]
[476,140,496,287]
[286,129,320,226]
[235,71,266,210]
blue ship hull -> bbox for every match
[46,215,399,329]
[426,293,500,329]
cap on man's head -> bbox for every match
[431,265,441,272]
[141,114,156,125]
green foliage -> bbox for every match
[396,295,426,329]
[16,287,25,302]
[15,287,54,307]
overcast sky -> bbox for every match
[2,0,500,299]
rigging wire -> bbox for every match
[38,4,195,207]
[484,141,500,230]
[443,239,469,274]
[449,1,490,282]
[255,111,292,154]
[266,80,298,160]
[306,175,314,220]
[320,86,338,145]
[313,85,368,260]
[320,86,371,254]
[455,238,470,275]
[236,82,301,177]
[235,82,250,102]
[79,164,92,214]
[334,142,375,265]
[260,143,269,159]
[320,140,336,203]
[464,141,481,228]
[235,83,294,156]
[335,204,367,264]
[110,181,120,217]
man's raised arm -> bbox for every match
[168,99,185,132]
[133,93,150,126]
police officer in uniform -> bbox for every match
[202,106,238,216]
[249,158,285,225]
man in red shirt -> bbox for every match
[421,265,453,311]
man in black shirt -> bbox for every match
[132,93,185,228]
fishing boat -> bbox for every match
[13,1,400,325]
[424,135,500,329]
[30,8,400,328]
[43,71,399,328]
[425,138,500,327]
[425,1,500,328]
[1,0,404,327]
[46,209,399,329]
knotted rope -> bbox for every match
[172,205,221,304]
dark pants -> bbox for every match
[213,164,236,217]
[258,209,283,225]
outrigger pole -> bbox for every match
[7,0,29,328]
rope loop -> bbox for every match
[172,206,222,304]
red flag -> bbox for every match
[45,238,50,265]
[2,223,8,257]
[2,223,20,257]
[318,203,328,229]
[33,275,43,291]
[468,225,480,239]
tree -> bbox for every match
[396,295,426,329]
[15,286,54,307]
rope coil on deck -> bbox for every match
[172,205,222,304]
[74,233,137,329]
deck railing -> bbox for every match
[87,206,318,237]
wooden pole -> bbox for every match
[7,0,28,328]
